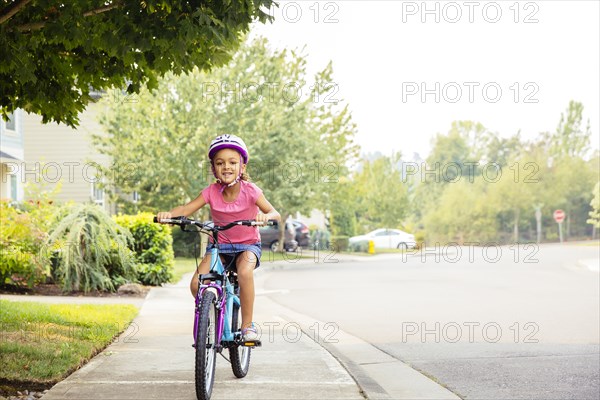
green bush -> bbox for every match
[330,236,349,252]
[349,240,369,253]
[47,203,137,292]
[414,231,426,249]
[310,229,331,250]
[114,212,174,286]
[0,200,53,287]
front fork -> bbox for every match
[193,283,224,349]
[193,280,241,349]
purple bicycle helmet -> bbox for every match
[208,134,249,164]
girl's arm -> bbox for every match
[156,193,206,222]
[255,194,281,223]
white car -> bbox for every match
[349,229,416,249]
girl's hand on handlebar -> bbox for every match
[155,212,172,223]
[255,213,269,224]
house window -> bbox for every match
[4,112,16,131]
[10,174,17,201]
[132,191,141,203]
[91,181,104,206]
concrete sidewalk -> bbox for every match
[40,274,362,400]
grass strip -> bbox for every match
[0,300,138,385]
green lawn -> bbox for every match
[171,257,199,284]
[0,300,138,385]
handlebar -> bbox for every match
[153,216,275,231]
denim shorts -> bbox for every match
[205,242,262,269]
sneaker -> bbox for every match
[242,324,259,341]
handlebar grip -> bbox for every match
[153,217,159,223]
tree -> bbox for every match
[540,101,597,238]
[95,37,357,228]
[328,177,358,237]
[350,153,409,232]
[588,182,600,229]
[545,100,592,159]
[423,179,497,244]
[0,0,274,126]
[413,121,491,222]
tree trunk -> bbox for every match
[276,211,290,253]
[565,205,571,240]
[513,209,520,243]
[534,205,543,244]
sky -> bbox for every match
[250,1,600,160]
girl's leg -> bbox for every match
[236,250,258,330]
[190,253,212,297]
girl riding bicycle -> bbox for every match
[156,134,281,341]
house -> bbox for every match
[4,102,118,214]
[0,109,24,202]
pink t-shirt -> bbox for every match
[201,180,263,245]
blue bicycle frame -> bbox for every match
[193,246,240,345]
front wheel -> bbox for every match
[397,242,408,251]
[195,290,218,400]
[229,302,251,378]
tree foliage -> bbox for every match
[0,0,274,126]
[588,182,600,228]
[416,101,598,244]
[348,153,409,233]
[95,37,358,222]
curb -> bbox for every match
[258,289,461,400]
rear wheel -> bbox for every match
[195,290,217,400]
[229,302,251,378]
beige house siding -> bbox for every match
[1,109,25,202]
[0,163,11,200]
[22,102,115,213]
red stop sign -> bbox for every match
[553,209,565,223]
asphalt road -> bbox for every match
[261,243,600,399]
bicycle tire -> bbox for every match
[229,301,251,378]
[195,290,218,400]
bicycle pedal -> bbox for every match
[242,340,261,347]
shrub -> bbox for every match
[310,229,331,250]
[414,231,426,249]
[114,212,174,286]
[349,240,369,253]
[330,236,349,252]
[47,203,137,292]
[0,200,52,287]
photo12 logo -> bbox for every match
[265,1,340,24]
[199,81,340,105]
[402,82,540,104]
[401,2,540,24]
[401,321,540,343]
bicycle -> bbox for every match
[153,216,271,400]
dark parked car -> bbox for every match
[259,220,298,252]
[290,220,310,247]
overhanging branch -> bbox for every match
[0,0,32,25]
[11,2,121,32]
